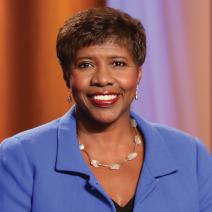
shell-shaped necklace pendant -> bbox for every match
[91,160,100,168]
[79,143,85,150]
[134,135,142,145]
[127,152,138,161]
[109,163,121,170]
[130,119,137,128]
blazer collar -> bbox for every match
[56,106,92,177]
[56,106,178,179]
[132,112,178,178]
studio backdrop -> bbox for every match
[0,0,211,151]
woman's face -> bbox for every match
[70,42,142,124]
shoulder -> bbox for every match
[133,112,202,150]
[140,117,212,180]
[1,118,60,150]
[0,118,62,169]
[133,111,210,155]
[152,123,211,161]
[152,122,200,150]
[151,125,212,210]
[0,118,62,211]
[132,112,212,174]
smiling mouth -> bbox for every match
[89,94,120,107]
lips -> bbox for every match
[89,93,120,107]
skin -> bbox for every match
[69,42,144,207]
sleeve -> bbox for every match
[196,139,212,212]
[0,137,33,212]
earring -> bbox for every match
[135,87,138,100]
[67,95,71,103]
[67,90,72,103]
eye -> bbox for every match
[78,62,94,69]
[112,61,127,67]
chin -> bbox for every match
[93,115,118,125]
[88,111,117,124]
[88,106,130,125]
[76,100,131,125]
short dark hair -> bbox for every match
[56,7,146,88]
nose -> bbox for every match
[90,65,114,87]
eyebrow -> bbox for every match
[110,56,128,60]
[75,56,128,61]
[75,57,93,61]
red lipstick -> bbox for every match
[90,93,119,107]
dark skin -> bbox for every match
[70,42,144,207]
[77,115,144,207]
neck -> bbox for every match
[75,109,133,149]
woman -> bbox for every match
[0,7,212,212]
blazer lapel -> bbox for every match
[131,112,179,207]
[55,107,91,176]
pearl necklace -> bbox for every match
[78,119,142,170]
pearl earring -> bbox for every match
[135,87,138,100]
[67,90,72,103]
[67,95,71,103]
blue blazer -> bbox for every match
[1,107,212,212]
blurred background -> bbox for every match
[0,0,211,151]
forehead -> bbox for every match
[75,42,133,59]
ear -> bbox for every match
[136,67,142,85]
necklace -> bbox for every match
[78,119,142,170]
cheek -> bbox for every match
[70,73,88,92]
[117,72,139,90]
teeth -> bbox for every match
[93,95,117,101]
